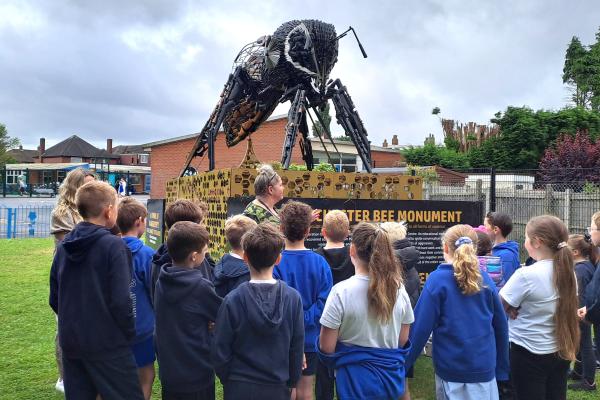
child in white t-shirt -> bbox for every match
[318,222,414,400]
[500,215,579,400]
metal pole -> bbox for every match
[28,168,32,198]
[2,164,6,198]
[127,170,130,195]
[489,167,496,212]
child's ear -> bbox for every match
[321,228,327,239]
[275,253,282,265]
[349,244,356,258]
[243,252,249,264]
[442,242,449,255]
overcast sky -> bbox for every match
[1,0,599,151]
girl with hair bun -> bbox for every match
[318,222,414,400]
[406,224,509,400]
[500,215,580,399]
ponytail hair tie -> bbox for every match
[557,242,567,249]
[455,236,473,248]
[584,232,593,244]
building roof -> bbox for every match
[142,113,288,149]
[6,162,89,171]
[43,135,120,159]
[7,148,39,163]
[112,145,146,155]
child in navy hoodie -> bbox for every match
[154,221,222,400]
[117,197,156,399]
[274,201,333,400]
[150,200,215,301]
[485,211,520,286]
[212,223,305,400]
[49,181,144,399]
[406,224,509,399]
[213,215,257,297]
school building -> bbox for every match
[143,114,406,198]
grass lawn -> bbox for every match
[0,238,596,399]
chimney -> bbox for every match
[39,138,45,154]
[382,139,388,148]
[391,134,399,146]
[19,145,23,150]
[106,138,113,154]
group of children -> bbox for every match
[49,179,600,400]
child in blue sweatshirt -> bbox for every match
[213,215,257,297]
[485,212,520,286]
[274,201,333,400]
[318,222,414,400]
[212,223,305,400]
[154,222,222,400]
[406,224,509,400]
[117,197,156,399]
[49,181,144,399]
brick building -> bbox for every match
[144,114,405,198]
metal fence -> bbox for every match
[0,205,53,239]
[424,168,600,261]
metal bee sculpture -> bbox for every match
[180,19,372,176]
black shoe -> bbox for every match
[568,380,597,391]
[568,369,582,381]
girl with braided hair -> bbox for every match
[405,224,509,400]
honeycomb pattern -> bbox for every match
[167,168,423,259]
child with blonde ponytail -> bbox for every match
[405,224,509,400]
[318,222,414,400]
[500,215,580,399]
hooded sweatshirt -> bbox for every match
[154,264,222,392]
[492,240,520,286]
[393,238,421,308]
[213,253,250,297]
[314,246,354,285]
[122,236,155,342]
[49,222,135,360]
[575,260,596,307]
[150,242,215,302]
[211,281,304,387]
[406,263,509,383]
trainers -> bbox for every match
[568,369,582,381]
[55,378,64,393]
[568,380,596,391]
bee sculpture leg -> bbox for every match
[281,89,314,170]
[180,67,246,176]
[327,79,372,172]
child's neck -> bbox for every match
[285,239,307,250]
[324,240,345,249]
[494,236,508,246]
[250,267,275,280]
[122,230,141,239]
[574,256,588,263]
[230,248,244,258]
[85,217,111,228]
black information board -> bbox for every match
[228,197,484,281]
[145,198,166,251]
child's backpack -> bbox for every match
[584,267,600,324]
[478,256,503,287]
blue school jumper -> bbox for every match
[406,263,509,383]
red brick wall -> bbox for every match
[371,150,405,168]
[149,118,303,198]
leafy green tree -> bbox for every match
[401,143,470,170]
[0,123,19,166]
[563,36,591,107]
[311,102,332,138]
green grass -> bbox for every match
[0,238,595,399]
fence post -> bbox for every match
[489,167,496,212]
[2,164,6,197]
[564,188,571,231]
[544,185,554,214]
[6,208,12,238]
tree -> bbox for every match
[0,123,19,166]
[563,36,591,108]
[401,143,470,170]
[311,102,332,138]
[538,130,600,187]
